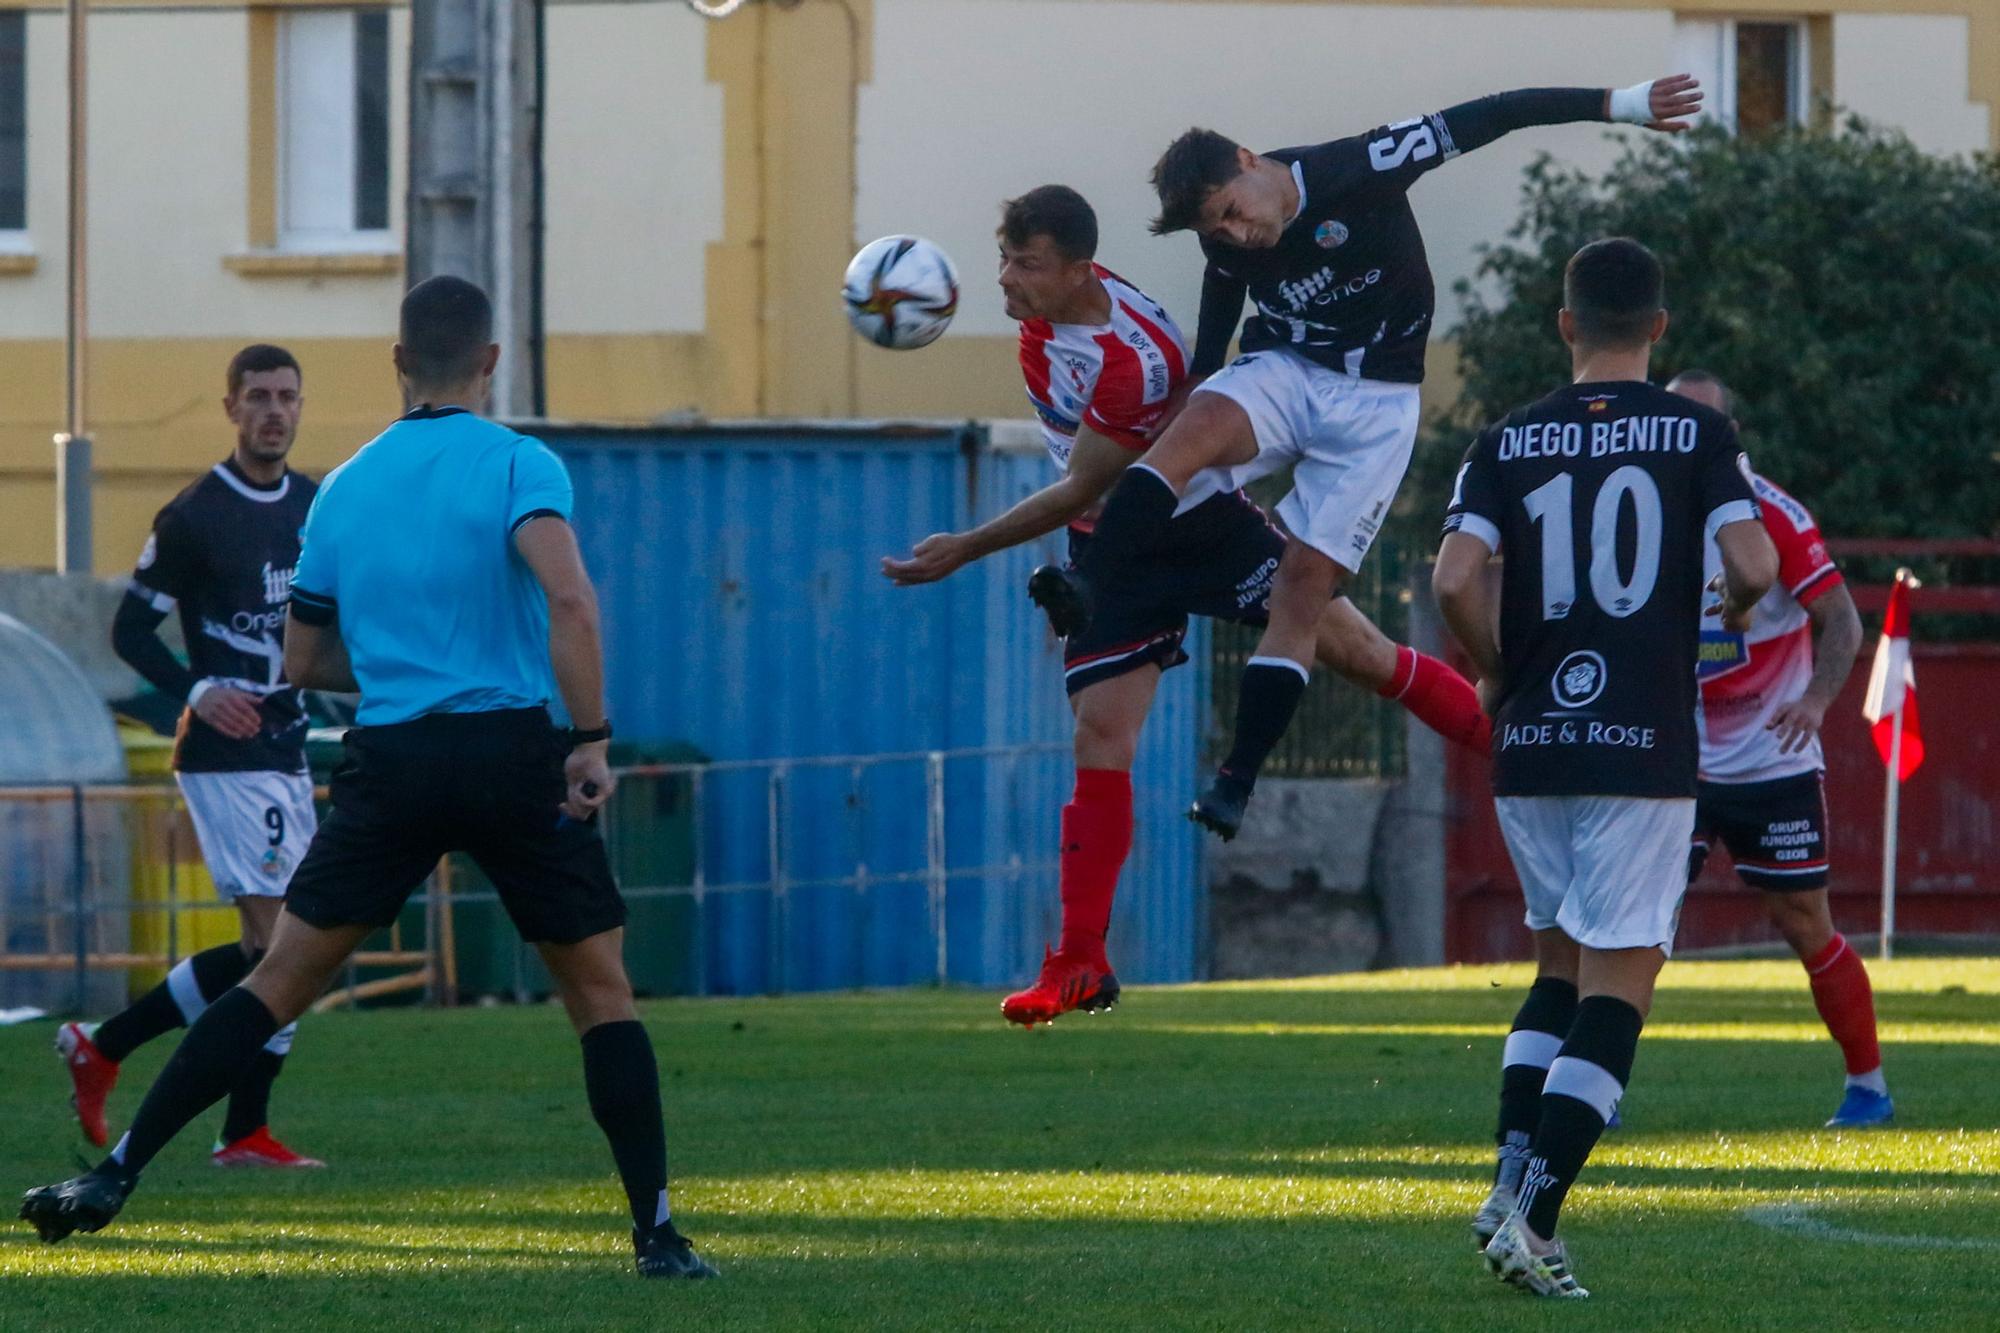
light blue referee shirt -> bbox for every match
[290,406,572,727]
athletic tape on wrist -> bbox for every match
[1609,81,1655,125]
[187,678,219,707]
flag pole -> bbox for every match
[1880,702,1902,962]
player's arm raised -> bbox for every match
[1442,76,1703,143]
[1361,77,1703,194]
[881,426,1135,586]
[514,514,614,818]
[1713,519,1780,633]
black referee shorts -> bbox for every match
[286,707,626,945]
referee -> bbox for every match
[21,277,717,1281]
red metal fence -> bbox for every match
[1445,545,2000,962]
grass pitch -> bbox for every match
[5,959,2000,1330]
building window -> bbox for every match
[1674,16,1809,135]
[0,13,25,236]
[279,9,391,249]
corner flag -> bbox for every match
[1861,569,1924,781]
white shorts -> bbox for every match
[1194,348,1421,572]
[1495,795,1695,953]
[176,770,319,901]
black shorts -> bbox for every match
[1689,771,1830,892]
[286,707,626,945]
[1062,490,1284,695]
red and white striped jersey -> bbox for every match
[1697,473,1845,783]
[1018,266,1189,523]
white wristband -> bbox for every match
[1609,80,1655,125]
[187,678,218,708]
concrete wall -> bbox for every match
[1208,587,1450,976]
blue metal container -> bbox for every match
[540,422,1205,993]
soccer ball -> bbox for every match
[842,236,959,350]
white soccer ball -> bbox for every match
[842,235,959,350]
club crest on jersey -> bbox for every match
[1551,650,1607,709]
[1314,220,1349,249]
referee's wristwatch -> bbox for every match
[566,720,613,748]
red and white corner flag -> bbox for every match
[1862,568,1924,780]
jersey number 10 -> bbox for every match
[1522,466,1663,620]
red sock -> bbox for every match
[1057,769,1133,961]
[1378,645,1492,754]
[1805,933,1882,1075]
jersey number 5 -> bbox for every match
[1368,118,1438,173]
[1522,466,1663,620]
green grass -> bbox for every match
[6,960,2000,1330]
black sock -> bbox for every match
[1080,466,1178,582]
[221,1050,287,1144]
[1520,995,1644,1238]
[94,942,252,1063]
[1216,658,1310,796]
[101,987,279,1182]
[1495,977,1578,1189]
[581,1020,670,1233]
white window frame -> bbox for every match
[276,9,393,254]
[1672,15,1811,134]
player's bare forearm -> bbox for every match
[282,614,358,693]
[883,430,1132,584]
[1433,532,1502,682]
[881,490,1077,586]
[1715,519,1780,626]
[967,478,1097,556]
[1802,582,1863,707]
[514,515,609,727]
[546,592,609,730]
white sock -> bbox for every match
[654,1189,671,1227]
[1846,1067,1889,1095]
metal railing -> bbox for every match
[0,742,1066,1013]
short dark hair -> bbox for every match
[1563,238,1664,349]
[399,275,494,386]
[1150,128,1244,236]
[226,343,301,397]
[1666,368,1735,415]
[998,185,1099,262]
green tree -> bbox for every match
[1416,119,2000,549]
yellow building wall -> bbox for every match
[0,0,1989,571]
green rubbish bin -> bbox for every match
[447,741,704,1000]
